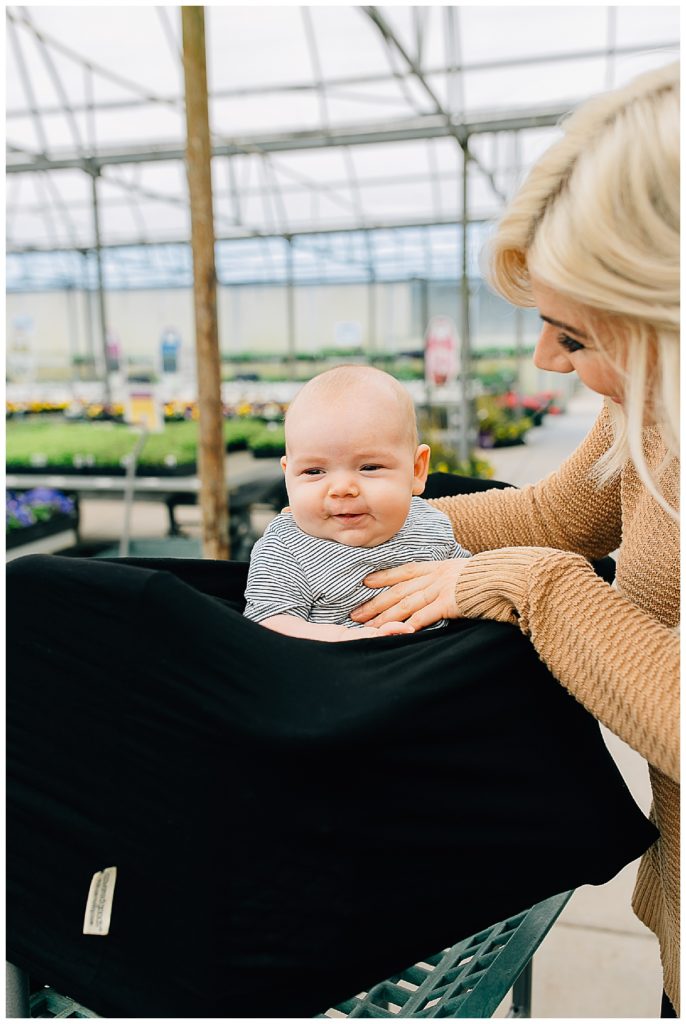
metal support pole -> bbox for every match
[513,131,524,416]
[6,962,30,1017]
[119,427,148,557]
[507,960,533,1017]
[182,5,229,560]
[367,275,376,362]
[459,138,471,462]
[65,282,79,394]
[419,276,429,339]
[419,276,433,434]
[89,170,112,405]
[514,305,524,413]
[81,249,96,379]
[286,235,296,380]
[365,228,377,362]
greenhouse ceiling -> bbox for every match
[5,5,680,284]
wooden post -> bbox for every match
[182,6,229,559]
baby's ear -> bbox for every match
[280,455,288,474]
[412,444,431,495]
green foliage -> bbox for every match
[475,395,533,445]
[248,426,286,458]
[6,420,197,469]
[475,369,518,391]
[390,366,424,380]
[6,417,282,469]
[218,349,430,383]
[221,347,366,364]
[427,439,495,479]
[472,345,535,360]
[224,417,266,450]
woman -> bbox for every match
[351,62,680,1015]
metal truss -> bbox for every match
[5,5,679,286]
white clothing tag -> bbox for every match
[83,866,117,936]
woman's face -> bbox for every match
[529,277,624,403]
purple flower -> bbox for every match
[6,487,75,532]
[23,488,75,515]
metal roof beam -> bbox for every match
[6,6,180,112]
[362,6,448,118]
[6,104,572,174]
[18,8,85,155]
[361,6,506,202]
[7,213,497,254]
[11,167,478,217]
[6,39,677,120]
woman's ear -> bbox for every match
[411,444,431,495]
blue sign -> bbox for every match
[160,328,181,374]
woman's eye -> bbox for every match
[558,332,585,353]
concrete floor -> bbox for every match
[65,386,664,1017]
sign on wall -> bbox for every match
[125,390,164,433]
[8,314,36,382]
[424,315,459,387]
[160,327,182,374]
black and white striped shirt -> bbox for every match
[244,496,470,630]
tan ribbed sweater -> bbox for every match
[430,406,680,1011]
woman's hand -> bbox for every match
[350,559,469,632]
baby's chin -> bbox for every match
[333,530,395,549]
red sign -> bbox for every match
[424,316,459,386]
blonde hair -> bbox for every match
[486,61,679,520]
[285,365,419,451]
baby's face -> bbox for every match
[281,397,429,548]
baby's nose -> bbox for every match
[328,473,359,497]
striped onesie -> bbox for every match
[244,496,470,631]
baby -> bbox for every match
[243,365,470,641]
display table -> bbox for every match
[6,465,285,543]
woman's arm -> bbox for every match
[456,545,679,783]
[353,546,679,782]
[430,406,622,559]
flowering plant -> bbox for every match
[6,488,76,534]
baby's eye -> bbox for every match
[557,332,585,353]
[302,468,324,476]
[361,464,382,472]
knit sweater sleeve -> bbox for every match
[428,407,622,559]
[455,546,679,783]
[426,406,678,781]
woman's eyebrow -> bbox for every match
[540,314,589,340]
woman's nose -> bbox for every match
[533,326,574,374]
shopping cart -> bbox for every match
[7,891,571,1018]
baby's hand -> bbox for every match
[376,620,416,636]
[350,621,416,640]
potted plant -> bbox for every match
[6,487,78,549]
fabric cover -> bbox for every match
[7,498,654,1017]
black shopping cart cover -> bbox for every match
[7,553,657,1018]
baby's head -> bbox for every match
[281,365,430,547]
